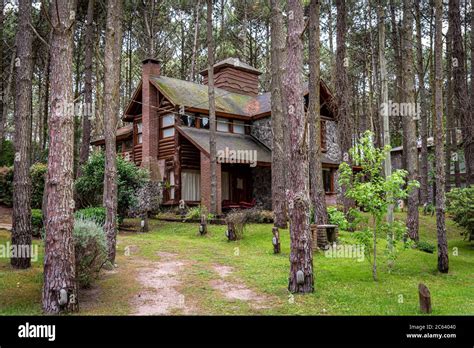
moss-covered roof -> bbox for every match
[151,76,258,117]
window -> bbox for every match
[162,114,175,127]
[161,114,175,138]
[233,120,246,134]
[181,113,196,127]
[169,171,175,200]
[323,169,332,193]
[163,128,175,138]
[217,117,229,132]
[181,170,201,201]
[136,121,143,144]
[200,116,209,129]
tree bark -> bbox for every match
[11,0,34,269]
[402,0,419,242]
[77,0,95,177]
[285,0,313,294]
[42,0,79,313]
[103,0,123,264]
[335,0,352,214]
[270,0,288,228]
[308,0,327,225]
[415,0,428,205]
[207,0,217,215]
[449,0,474,186]
[434,0,449,274]
[190,0,201,82]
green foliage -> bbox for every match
[75,207,106,227]
[338,131,418,279]
[0,166,13,207]
[327,206,349,230]
[30,163,47,209]
[416,240,436,254]
[31,209,43,237]
[75,151,149,220]
[0,140,14,166]
[184,205,214,221]
[446,186,474,241]
[73,218,109,288]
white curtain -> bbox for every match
[181,170,201,201]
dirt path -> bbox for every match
[210,264,270,310]
[131,251,193,315]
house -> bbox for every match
[390,132,467,202]
[92,57,342,214]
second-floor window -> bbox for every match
[233,120,246,134]
[136,121,143,144]
[162,114,175,138]
[217,117,229,132]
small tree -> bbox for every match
[338,131,418,281]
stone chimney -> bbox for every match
[141,58,161,181]
[200,57,261,97]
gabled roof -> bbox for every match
[91,124,133,146]
[151,76,257,117]
[176,126,272,164]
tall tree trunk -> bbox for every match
[415,0,428,205]
[0,0,3,151]
[270,0,288,228]
[434,0,448,273]
[42,0,78,313]
[285,0,313,294]
[0,44,15,154]
[449,0,474,186]
[378,0,393,228]
[402,0,419,241]
[335,0,352,214]
[11,0,34,269]
[207,0,217,215]
[103,0,123,264]
[471,0,474,168]
[190,0,201,82]
[77,0,95,177]
[309,0,328,225]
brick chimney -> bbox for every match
[200,57,261,97]
[141,58,161,181]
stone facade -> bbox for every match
[251,166,272,210]
[324,120,341,162]
[250,117,272,149]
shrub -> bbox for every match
[446,186,474,241]
[73,218,109,288]
[0,166,13,206]
[184,205,213,221]
[416,240,436,254]
[31,209,43,237]
[225,210,248,240]
[327,206,349,230]
[30,163,47,209]
[75,207,106,226]
[242,208,274,223]
[75,151,149,220]
[0,140,14,166]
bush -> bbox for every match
[0,166,13,206]
[75,207,106,226]
[75,151,149,220]
[0,163,46,209]
[73,218,109,288]
[225,210,248,240]
[184,205,214,221]
[0,140,14,166]
[446,186,474,241]
[30,163,47,209]
[31,209,43,237]
[416,241,436,254]
[240,208,273,223]
[327,206,349,230]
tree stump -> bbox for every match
[418,283,432,314]
[272,227,281,254]
[199,214,207,235]
[226,221,236,241]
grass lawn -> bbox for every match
[0,211,473,315]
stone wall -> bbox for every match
[324,120,341,162]
[251,166,272,210]
[251,117,272,149]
